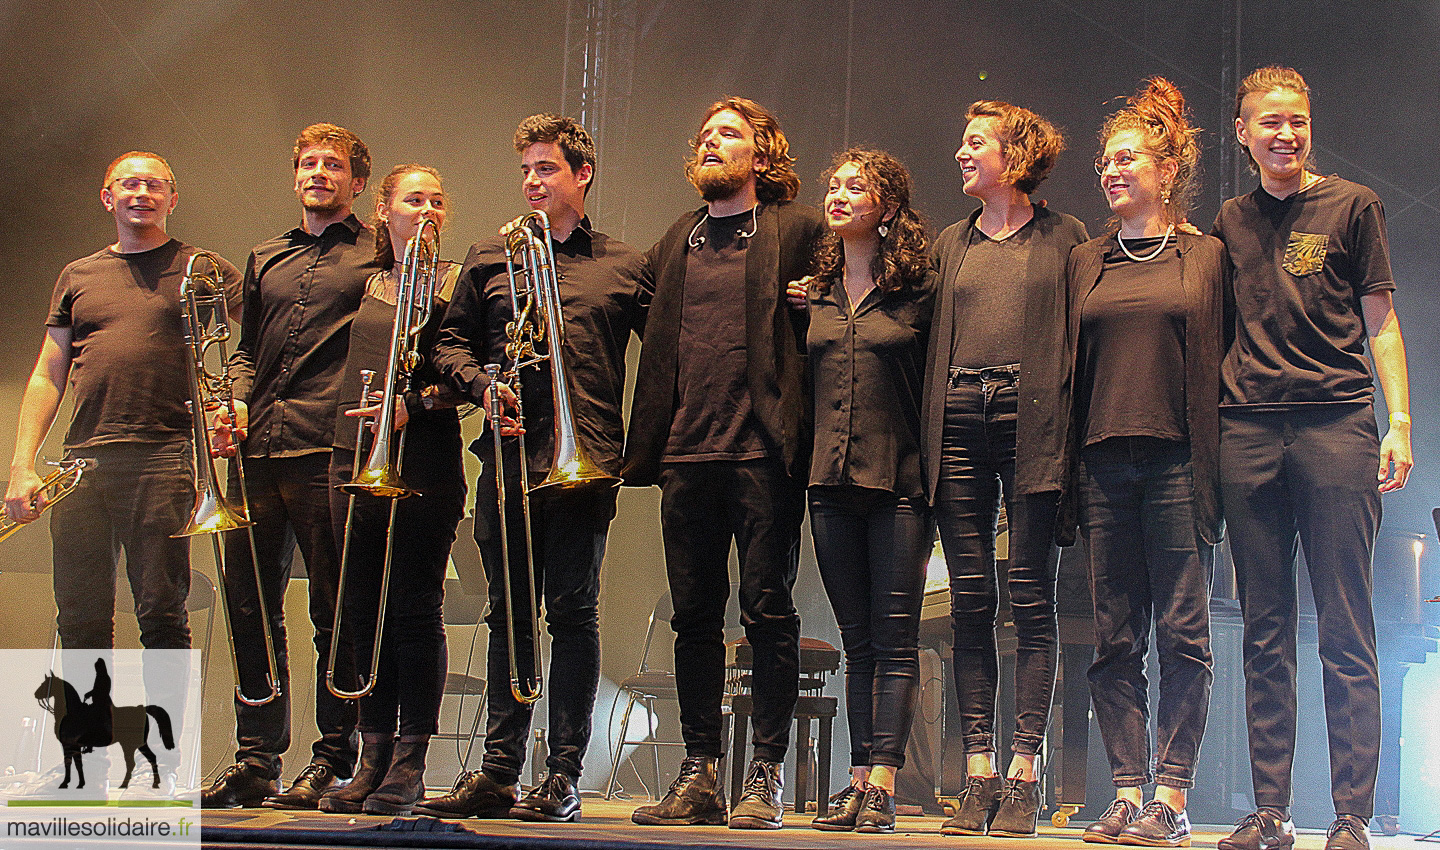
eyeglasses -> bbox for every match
[1094,149,1153,175]
[108,177,174,194]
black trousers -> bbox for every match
[51,442,194,650]
[659,458,804,763]
[329,438,465,738]
[1079,437,1213,789]
[934,373,1061,757]
[809,484,931,768]
[224,452,357,779]
[1220,405,1382,818]
[473,443,618,783]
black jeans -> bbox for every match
[1079,437,1213,789]
[224,452,357,779]
[329,439,465,738]
[51,441,194,650]
[934,371,1061,757]
[473,445,617,783]
[809,484,932,768]
[659,459,804,763]
[1220,405,1381,818]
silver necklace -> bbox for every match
[1117,224,1174,263]
[687,204,760,249]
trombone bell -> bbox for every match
[172,485,252,537]
[338,464,413,499]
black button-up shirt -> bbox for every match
[807,271,936,499]
[432,219,644,478]
[229,214,380,458]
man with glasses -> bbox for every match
[6,151,238,654]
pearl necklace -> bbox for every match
[1117,225,1174,263]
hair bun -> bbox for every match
[1131,76,1187,124]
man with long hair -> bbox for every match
[625,97,824,830]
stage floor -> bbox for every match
[202,800,1435,850]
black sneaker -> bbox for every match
[631,755,727,826]
[511,771,581,822]
[941,774,1002,835]
[1084,798,1141,844]
[1119,800,1191,847]
[412,770,519,818]
[263,763,337,810]
[728,758,784,830]
[1218,809,1297,850]
[200,762,278,809]
[990,777,1041,837]
[855,785,896,834]
[811,784,866,832]
[1324,816,1371,850]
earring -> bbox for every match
[878,222,889,238]
[1162,187,1172,205]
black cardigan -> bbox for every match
[921,206,1089,510]
[622,201,826,486]
[1064,231,1228,545]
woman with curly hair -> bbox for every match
[789,149,935,834]
[1070,78,1224,847]
[924,101,1088,838]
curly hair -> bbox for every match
[1234,66,1313,174]
[292,122,371,183]
[514,113,597,195]
[965,101,1066,194]
[687,96,801,204]
[371,164,444,265]
[811,148,929,296]
[1099,77,1202,226]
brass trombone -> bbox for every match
[326,217,440,700]
[172,250,282,707]
[0,458,92,544]
[487,210,620,705]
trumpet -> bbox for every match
[326,217,440,700]
[172,250,282,707]
[0,458,92,544]
[488,210,619,705]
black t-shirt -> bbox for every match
[1213,176,1395,409]
[1077,235,1188,447]
[333,264,461,454]
[949,224,1033,369]
[665,209,770,461]
[47,239,241,450]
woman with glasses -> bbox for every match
[789,148,934,834]
[922,102,1087,838]
[1070,78,1224,847]
[317,164,466,815]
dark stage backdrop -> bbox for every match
[1,0,1437,826]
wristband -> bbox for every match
[1390,411,1411,427]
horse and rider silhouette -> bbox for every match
[32,659,175,789]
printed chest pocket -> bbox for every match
[1282,231,1328,276]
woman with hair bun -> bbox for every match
[923,100,1088,838]
[1069,78,1224,847]
[790,148,935,834]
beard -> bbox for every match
[687,157,752,202]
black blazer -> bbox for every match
[622,201,826,486]
[1064,231,1228,545]
[921,206,1089,510]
